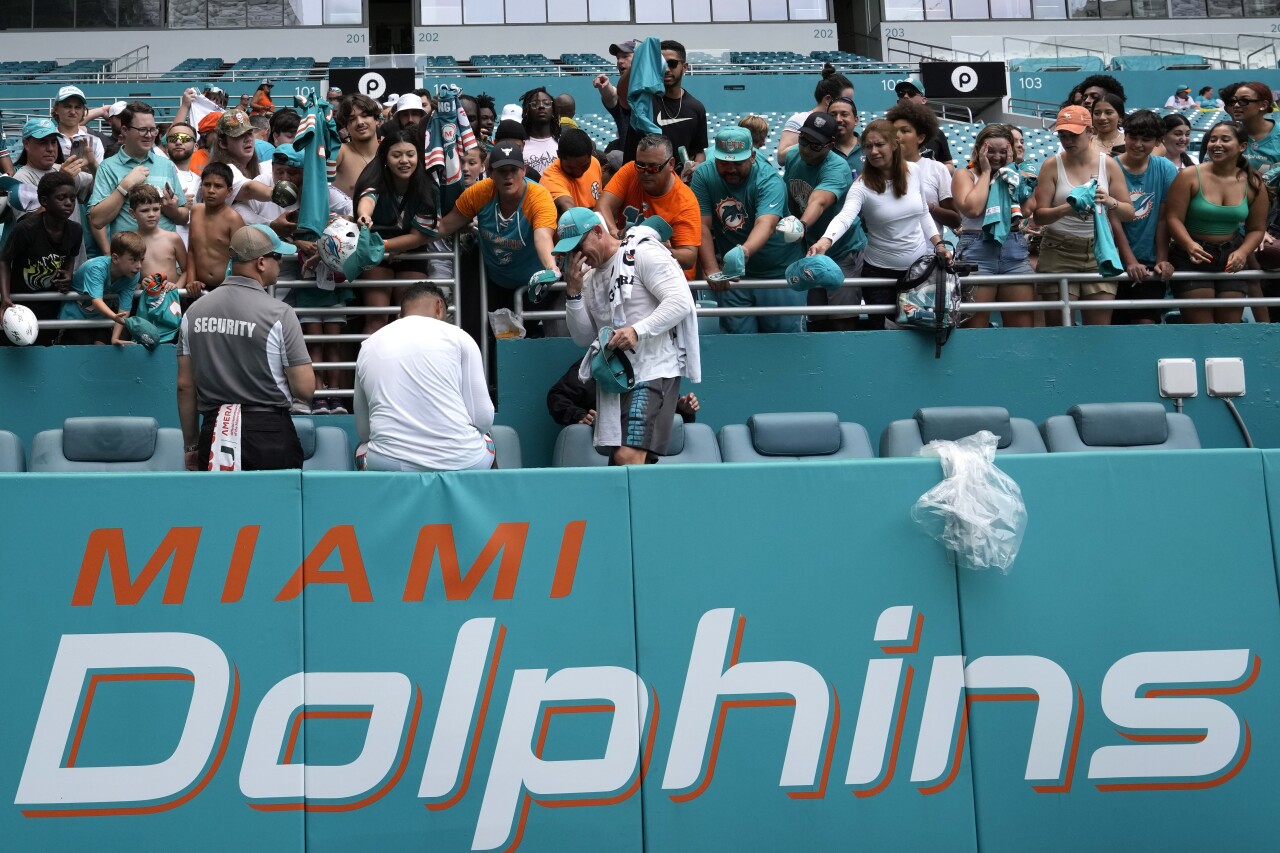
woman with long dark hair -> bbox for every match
[808,119,951,329]
[354,124,440,335]
[1161,120,1268,324]
[1160,113,1197,169]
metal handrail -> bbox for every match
[1114,35,1233,69]
[886,36,990,66]
[1000,37,1107,62]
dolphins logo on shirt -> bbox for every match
[716,198,748,232]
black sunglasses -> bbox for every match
[666,58,682,69]
[1227,97,1263,107]
[262,251,283,261]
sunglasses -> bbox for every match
[261,251,283,261]
[665,58,683,69]
[1226,97,1263,107]
[800,137,831,150]
[634,157,671,174]
[167,133,194,143]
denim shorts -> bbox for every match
[957,231,1033,277]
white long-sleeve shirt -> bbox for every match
[566,234,696,383]
[823,160,940,270]
[354,315,494,471]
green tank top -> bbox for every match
[1185,167,1249,236]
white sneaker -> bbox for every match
[328,398,348,415]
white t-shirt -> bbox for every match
[56,130,104,165]
[523,135,559,176]
[355,315,494,471]
[783,110,811,136]
[823,161,939,270]
[913,157,953,207]
[173,165,201,246]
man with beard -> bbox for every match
[692,127,803,334]
[165,121,200,246]
[624,40,707,179]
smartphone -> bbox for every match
[70,135,87,159]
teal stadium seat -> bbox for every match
[552,417,721,467]
[491,424,522,469]
[0,430,25,472]
[292,417,353,471]
[30,417,184,472]
[1041,403,1201,452]
[879,406,1047,457]
[718,412,874,463]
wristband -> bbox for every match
[185,443,198,452]
[566,294,583,302]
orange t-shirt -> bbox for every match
[602,162,701,279]
[539,157,603,210]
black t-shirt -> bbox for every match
[921,131,953,164]
[5,213,83,292]
[622,90,709,164]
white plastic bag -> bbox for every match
[912,431,1027,573]
[488,308,526,340]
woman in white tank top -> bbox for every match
[1031,105,1135,326]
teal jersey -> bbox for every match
[134,286,184,343]
[472,180,547,289]
[1243,118,1280,177]
[783,148,865,259]
[691,159,803,279]
[1117,155,1177,264]
[61,255,140,320]
[86,148,189,239]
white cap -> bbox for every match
[107,101,128,118]
[396,93,425,114]
[383,93,400,109]
[56,85,86,103]
[500,103,522,122]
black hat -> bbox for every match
[489,141,525,169]
[799,112,836,145]
[493,119,528,143]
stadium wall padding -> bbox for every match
[3,452,1280,850]
[5,324,1280,466]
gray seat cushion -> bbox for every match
[0,430,25,472]
[879,407,1047,457]
[1041,403,1201,452]
[31,417,184,472]
[292,417,354,471]
[720,412,874,463]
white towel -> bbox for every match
[578,335,623,448]
[208,404,243,472]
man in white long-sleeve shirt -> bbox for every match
[354,284,497,471]
[558,207,700,465]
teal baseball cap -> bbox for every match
[713,127,754,162]
[553,207,605,253]
[22,118,59,140]
[271,143,304,168]
[637,214,673,243]
[786,255,845,292]
[590,327,635,394]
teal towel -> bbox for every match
[627,37,666,136]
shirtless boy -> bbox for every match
[188,163,245,291]
[128,183,190,292]
[333,94,381,202]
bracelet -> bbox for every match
[565,294,582,302]
[185,443,198,452]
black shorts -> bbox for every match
[618,378,681,457]
[1169,237,1246,295]
[197,408,303,471]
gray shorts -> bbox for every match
[618,378,681,456]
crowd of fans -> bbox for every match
[3,51,1280,375]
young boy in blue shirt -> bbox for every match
[1112,110,1178,325]
[59,230,144,345]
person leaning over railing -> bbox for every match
[1162,121,1268,325]
[0,171,80,346]
[774,63,854,167]
[809,119,950,331]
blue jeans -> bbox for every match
[716,280,806,334]
[957,231,1033,277]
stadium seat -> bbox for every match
[491,424,522,469]
[718,412,873,463]
[552,417,721,467]
[292,416,353,471]
[1040,403,1201,452]
[30,417,184,472]
[0,430,25,472]
[879,406,1047,457]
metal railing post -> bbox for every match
[1059,278,1072,327]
